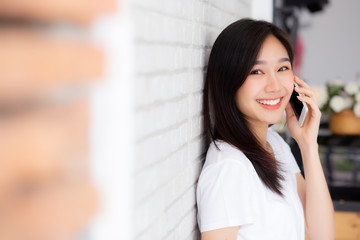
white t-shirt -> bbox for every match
[196,128,304,240]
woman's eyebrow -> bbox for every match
[279,57,291,63]
[254,57,290,65]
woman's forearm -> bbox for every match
[300,143,335,240]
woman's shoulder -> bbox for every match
[206,140,248,162]
[267,127,289,149]
[198,140,256,191]
[201,140,252,175]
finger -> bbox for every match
[294,86,315,99]
[294,76,310,89]
[297,95,321,116]
[297,96,321,129]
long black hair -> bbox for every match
[203,18,294,195]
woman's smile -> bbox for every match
[256,97,283,110]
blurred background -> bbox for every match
[0,0,359,239]
[273,1,360,240]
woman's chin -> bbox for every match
[266,115,285,126]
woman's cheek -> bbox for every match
[280,75,294,103]
[281,74,294,91]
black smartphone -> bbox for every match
[289,83,308,127]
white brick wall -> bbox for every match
[132,0,251,239]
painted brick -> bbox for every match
[133,0,251,239]
[186,229,201,240]
[157,0,193,19]
[188,137,206,163]
[134,8,194,45]
[164,208,198,240]
[132,0,162,11]
[205,27,222,47]
[192,23,204,47]
[189,115,203,140]
[136,44,192,73]
[134,176,181,236]
[209,0,250,17]
[180,0,195,20]
[193,1,207,23]
[135,134,163,172]
[164,0,192,19]
[171,72,192,98]
[206,4,226,29]
[191,70,206,93]
[135,71,191,107]
[161,186,197,237]
[134,146,187,203]
[135,97,188,140]
[188,92,203,118]
[135,121,189,172]
[134,163,201,236]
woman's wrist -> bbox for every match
[294,135,314,146]
[298,141,319,157]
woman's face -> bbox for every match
[235,34,293,128]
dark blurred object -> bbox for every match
[317,123,360,205]
[284,0,329,13]
[273,0,330,51]
[287,122,360,211]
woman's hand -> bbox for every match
[285,76,321,148]
[287,76,335,239]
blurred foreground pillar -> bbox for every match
[0,0,117,239]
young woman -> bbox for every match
[197,19,334,240]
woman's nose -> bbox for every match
[264,73,281,92]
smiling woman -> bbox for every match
[235,35,294,130]
[197,18,335,240]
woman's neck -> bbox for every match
[248,122,269,149]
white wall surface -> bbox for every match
[132,0,251,239]
[251,0,273,22]
[300,0,360,85]
[88,0,257,239]
[89,0,135,239]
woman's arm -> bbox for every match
[296,153,334,239]
[201,226,240,240]
[286,76,335,240]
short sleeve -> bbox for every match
[196,159,256,232]
[284,143,301,174]
[268,128,300,174]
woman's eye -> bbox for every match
[278,66,289,71]
[250,70,263,75]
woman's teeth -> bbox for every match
[256,98,280,106]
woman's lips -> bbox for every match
[256,97,282,110]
